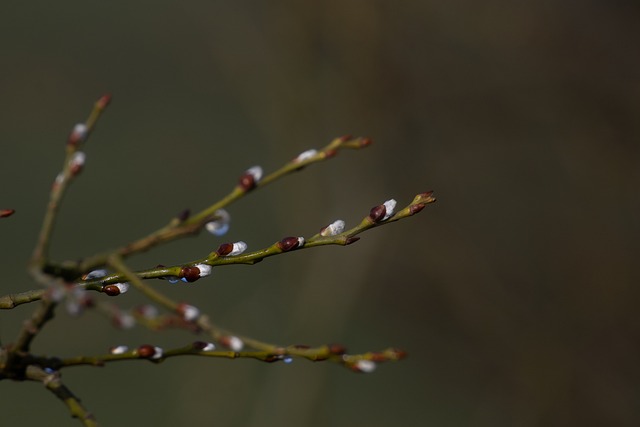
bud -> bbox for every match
[320,220,345,237]
[238,166,263,191]
[277,236,304,252]
[109,345,129,355]
[220,335,244,351]
[205,209,231,236]
[103,282,129,296]
[359,137,373,147]
[352,360,376,373]
[193,341,216,351]
[213,241,248,257]
[137,344,163,360]
[69,151,86,176]
[180,266,202,283]
[0,209,15,218]
[81,269,108,281]
[328,343,347,355]
[177,303,200,321]
[96,93,112,110]
[293,149,318,163]
[369,199,396,223]
[68,123,88,146]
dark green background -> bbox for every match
[1,1,638,426]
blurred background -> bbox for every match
[1,1,638,426]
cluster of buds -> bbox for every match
[238,166,263,191]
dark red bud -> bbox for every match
[409,203,426,215]
[359,137,373,147]
[180,266,201,282]
[0,209,15,218]
[278,236,300,252]
[345,236,360,245]
[216,242,234,256]
[176,208,190,222]
[337,134,353,143]
[70,163,83,176]
[136,344,156,358]
[368,205,386,223]
[192,341,209,350]
[103,284,121,296]
[238,173,256,191]
[324,149,338,158]
[390,348,408,360]
[263,354,280,363]
[96,93,112,110]
[328,343,347,355]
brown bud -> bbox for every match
[345,236,360,245]
[136,344,156,358]
[278,236,301,252]
[328,343,347,355]
[238,173,256,191]
[103,284,121,296]
[368,204,386,223]
[216,242,234,256]
[180,266,201,283]
[176,208,190,222]
[409,203,426,215]
[0,209,15,218]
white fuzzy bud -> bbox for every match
[201,342,216,351]
[194,263,212,278]
[246,166,263,182]
[320,219,345,236]
[151,346,164,360]
[83,269,108,280]
[110,345,129,355]
[230,241,247,256]
[205,209,231,236]
[294,149,318,162]
[354,360,376,373]
[69,151,86,169]
[296,237,305,248]
[228,336,244,351]
[382,199,397,221]
[113,282,130,294]
[180,304,200,321]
